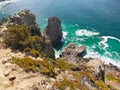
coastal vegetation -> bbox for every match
[3,25,52,58]
[106,74,120,83]
[11,55,114,90]
[11,56,77,77]
[0,9,119,90]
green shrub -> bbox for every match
[106,74,120,83]
[12,56,56,77]
[95,80,110,90]
[3,25,30,49]
[55,70,95,90]
[3,25,49,58]
[55,59,73,71]
[55,77,76,90]
[40,59,56,77]
[23,36,44,50]
[12,56,41,72]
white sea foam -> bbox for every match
[0,0,19,9]
[99,36,120,50]
[75,29,100,37]
[99,36,109,50]
[101,56,120,67]
[62,31,68,38]
[84,48,120,67]
[75,24,79,27]
[102,36,120,42]
[84,48,101,59]
[61,31,68,42]
[55,50,61,58]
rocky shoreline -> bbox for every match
[0,10,120,90]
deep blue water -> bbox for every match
[0,0,120,66]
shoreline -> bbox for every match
[55,31,120,68]
[0,9,120,90]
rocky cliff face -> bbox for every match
[0,10,120,90]
[8,9,41,36]
[43,16,63,46]
[0,10,55,58]
[60,43,86,63]
[61,43,105,82]
[86,58,105,82]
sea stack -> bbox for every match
[43,16,63,46]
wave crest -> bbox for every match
[99,36,120,49]
[0,0,19,9]
[84,48,120,67]
[75,29,100,37]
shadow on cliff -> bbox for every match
[53,42,64,51]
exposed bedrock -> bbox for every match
[43,16,63,46]
[8,9,41,36]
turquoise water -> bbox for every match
[0,0,120,66]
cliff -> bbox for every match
[0,10,120,90]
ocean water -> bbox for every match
[0,0,120,66]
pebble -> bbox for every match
[9,75,16,81]
[4,70,10,77]
[2,60,7,64]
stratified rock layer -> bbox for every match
[43,16,63,46]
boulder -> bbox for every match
[43,16,63,46]
[8,9,41,36]
[60,43,86,63]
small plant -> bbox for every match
[12,56,56,77]
[55,77,76,90]
[55,59,71,71]
[106,74,120,83]
[12,56,41,72]
[95,80,110,90]
[55,70,95,90]
[40,59,56,77]
[55,59,79,71]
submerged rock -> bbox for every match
[43,16,63,46]
[8,9,41,36]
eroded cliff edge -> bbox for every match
[0,10,120,90]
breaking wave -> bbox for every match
[75,29,100,37]
[0,0,19,9]
[99,36,120,49]
[84,46,120,67]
